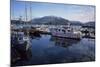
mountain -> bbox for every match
[11,16,95,27]
[70,21,83,26]
[31,16,69,25]
[83,21,95,28]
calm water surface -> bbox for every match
[15,34,95,66]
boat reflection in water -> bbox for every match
[11,42,32,66]
[50,36,80,48]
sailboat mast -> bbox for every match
[25,2,30,39]
[12,0,15,20]
[25,2,27,22]
[30,2,32,23]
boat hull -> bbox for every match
[51,32,81,40]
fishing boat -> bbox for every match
[11,2,32,64]
[11,31,31,50]
[50,23,82,40]
[11,31,32,63]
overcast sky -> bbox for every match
[11,0,95,23]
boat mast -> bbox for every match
[25,1,27,22]
[25,2,30,41]
[12,0,15,20]
[30,2,32,23]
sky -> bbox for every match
[11,0,95,23]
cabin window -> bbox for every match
[18,37,22,40]
[68,30,70,32]
[62,29,66,33]
[59,29,60,31]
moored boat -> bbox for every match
[50,24,82,40]
[11,31,32,63]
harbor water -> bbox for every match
[13,34,95,66]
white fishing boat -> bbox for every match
[50,23,82,40]
[36,26,50,33]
